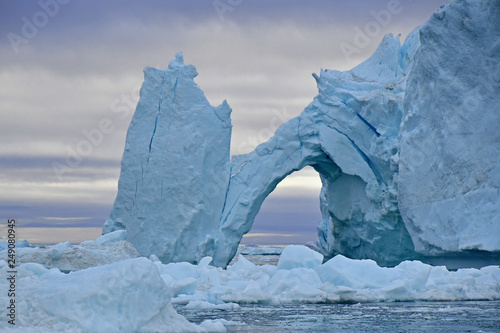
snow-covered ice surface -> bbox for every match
[1,244,499,332]
[0,239,139,272]
[0,257,202,332]
[0,240,500,332]
[168,246,500,305]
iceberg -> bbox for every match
[103,53,232,264]
[213,0,500,267]
[213,32,414,267]
[102,0,499,269]
[398,0,500,255]
[0,257,202,333]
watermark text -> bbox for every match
[6,219,17,326]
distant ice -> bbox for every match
[0,231,139,272]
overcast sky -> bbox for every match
[0,0,445,245]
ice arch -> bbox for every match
[212,34,418,267]
[212,53,416,267]
[212,115,337,267]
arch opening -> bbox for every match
[242,166,323,246]
[212,143,343,267]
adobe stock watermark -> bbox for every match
[237,106,294,153]
[339,0,404,62]
[6,219,17,326]
[7,0,71,54]
[213,0,243,21]
[52,85,141,181]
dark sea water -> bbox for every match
[176,301,500,332]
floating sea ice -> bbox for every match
[167,247,500,305]
[48,241,71,260]
[199,319,245,332]
[18,262,49,277]
[184,300,240,311]
[1,244,499,332]
[239,245,282,255]
[316,255,402,289]
[1,239,139,272]
[277,245,324,270]
[0,239,30,251]
[0,258,202,333]
[229,254,258,272]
